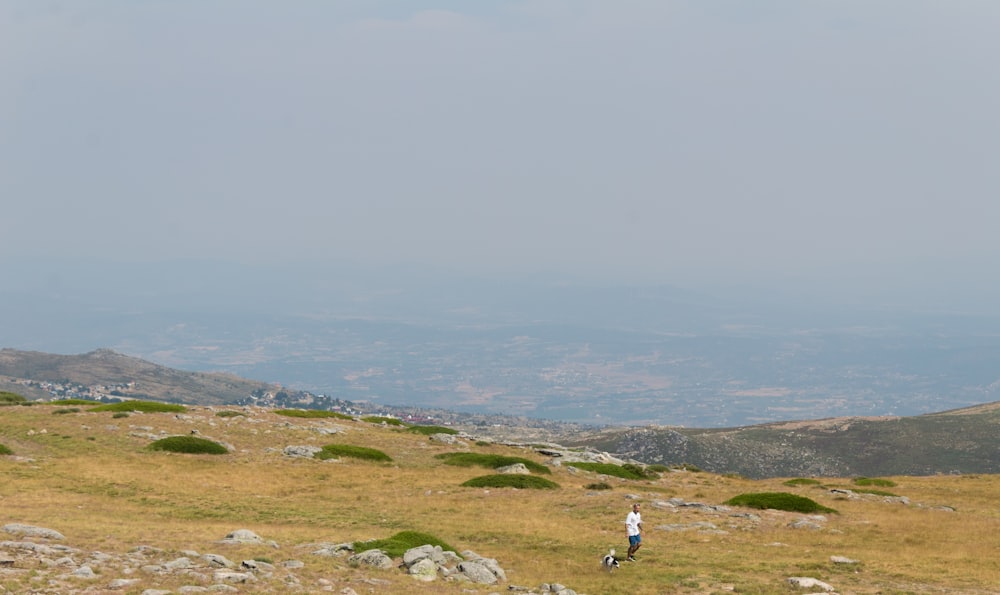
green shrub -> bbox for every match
[112,412,130,419]
[0,444,12,456]
[354,531,458,558]
[586,482,613,490]
[49,398,98,405]
[434,452,550,474]
[784,478,823,487]
[360,416,405,426]
[91,401,187,413]
[0,391,28,406]
[565,462,648,480]
[274,409,353,420]
[215,410,246,418]
[406,425,459,436]
[724,492,837,514]
[148,436,228,455]
[853,477,897,488]
[315,444,392,462]
[852,488,900,497]
[52,408,81,415]
[461,475,560,489]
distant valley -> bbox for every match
[4,347,1000,479]
[3,260,1000,428]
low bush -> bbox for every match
[0,391,28,406]
[724,492,837,514]
[49,399,97,405]
[784,478,823,487]
[354,531,458,558]
[360,416,406,426]
[315,444,392,462]
[586,482,613,490]
[406,425,459,436]
[461,475,560,489]
[91,401,187,413]
[148,436,228,455]
[435,452,550,474]
[274,409,354,420]
[112,412,130,419]
[853,477,897,488]
[215,410,246,418]
[52,408,81,415]
[0,443,12,455]
[565,462,648,480]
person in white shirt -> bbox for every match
[625,502,643,561]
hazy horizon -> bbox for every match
[3,1,1000,305]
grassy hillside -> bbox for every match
[0,348,275,405]
[568,404,1000,479]
[2,402,1000,594]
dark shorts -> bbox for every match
[629,534,641,547]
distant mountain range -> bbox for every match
[3,347,999,479]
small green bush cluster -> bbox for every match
[315,444,393,462]
[853,477,897,488]
[215,410,246,418]
[274,409,354,420]
[148,436,229,455]
[724,492,837,514]
[566,462,650,480]
[0,391,28,406]
[360,416,406,426]
[461,475,560,489]
[585,482,613,490]
[0,443,13,455]
[91,401,187,413]
[52,408,81,415]
[784,478,823,487]
[435,452,550,474]
[406,425,459,436]
[355,531,458,558]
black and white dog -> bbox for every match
[602,548,621,572]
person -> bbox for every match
[625,502,643,561]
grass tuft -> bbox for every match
[565,462,652,480]
[724,492,837,514]
[406,425,459,436]
[91,401,187,413]
[461,474,560,489]
[0,391,28,406]
[360,416,406,426]
[784,478,824,487]
[585,482,613,490]
[148,436,229,454]
[274,409,354,420]
[354,530,459,558]
[52,408,81,415]
[215,410,246,418]
[315,444,393,462]
[435,452,550,474]
[0,443,12,455]
[853,476,897,488]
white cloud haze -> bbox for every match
[3,1,999,301]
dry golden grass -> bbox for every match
[2,404,1000,594]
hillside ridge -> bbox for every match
[4,347,1000,478]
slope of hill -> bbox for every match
[566,403,1000,479]
[0,348,279,405]
[1,401,999,594]
[4,347,1000,479]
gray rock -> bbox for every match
[457,560,498,584]
[349,549,395,569]
[3,523,65,540]
[108,578,142,589]
[787,576,835,591]
[408,557,439,581]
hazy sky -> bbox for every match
[3,1,999,294]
